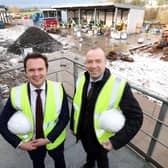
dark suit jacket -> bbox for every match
[0,81,69,148]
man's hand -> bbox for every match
[31,138,50,147]
[18,138,50,151]
[102,139,113,151]
[18,141,37,151]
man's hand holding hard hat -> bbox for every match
[99,109,125,133]
[99,109,125,151]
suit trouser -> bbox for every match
[80,136,109,168]
[28,142,65,168]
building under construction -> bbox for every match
[52,2,145,34]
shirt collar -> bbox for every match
[30,82,46,92]
[90,74,104,83]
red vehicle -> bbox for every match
[33,9,60,33]
[43,17,58,32]
[23,15,29,20]
[42,9,59,32]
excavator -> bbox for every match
[158,29,168,47]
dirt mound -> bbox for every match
[7,26,62,55]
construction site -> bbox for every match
[0,2,168,168]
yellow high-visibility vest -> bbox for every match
[10,80,66,150]
[73,74,126,144]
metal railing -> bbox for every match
[0,56,168,168]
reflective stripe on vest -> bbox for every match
[73,74,85,134]
[11,80,66,150]
[94,77,126,144]
[73,74,126,144]
[43,81,63,130]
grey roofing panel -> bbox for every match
[52,2,144,10]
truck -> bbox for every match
[32,9,61,33]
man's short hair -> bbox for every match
[24,52,48,71]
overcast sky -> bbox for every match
[0,0,107,8]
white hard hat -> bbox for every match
[7,111,32,134]
[99,109,125,133]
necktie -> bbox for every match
[35,89,44,138]
[87,82,95,100]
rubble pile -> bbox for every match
[0,70,26,101]
[106,50,134,62]
[7,26,63,55]
[1,27,64,103]
[106,51,118,61]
